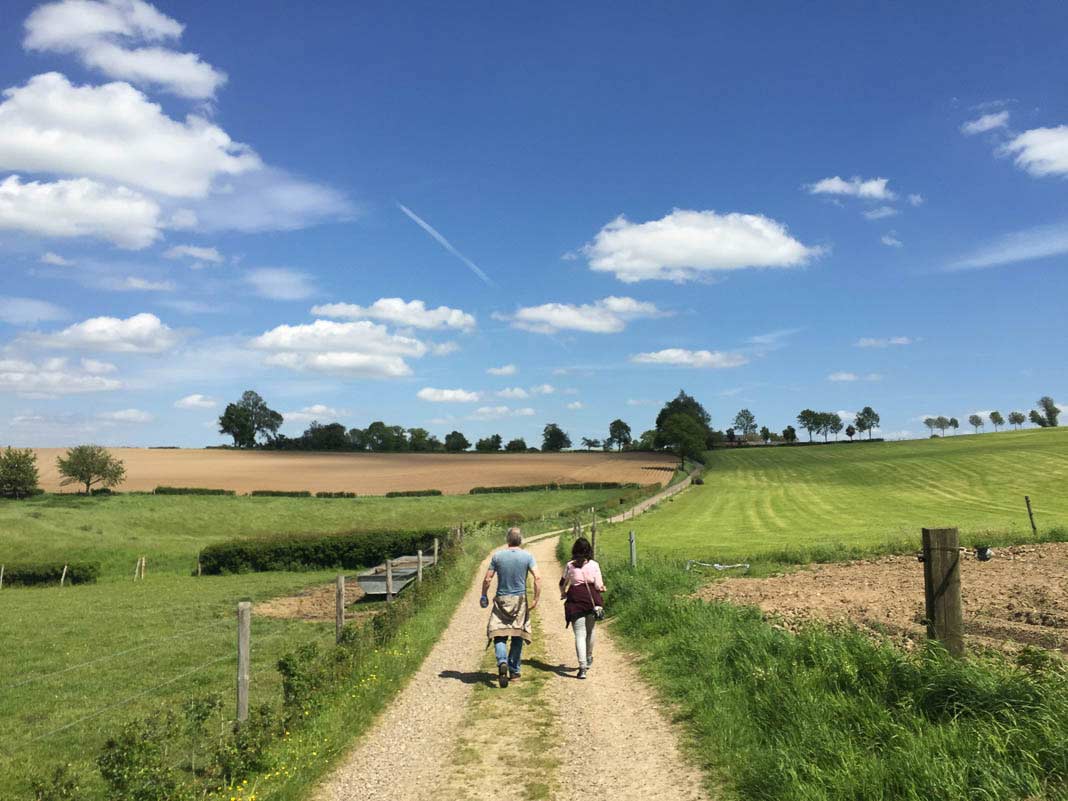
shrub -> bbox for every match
[55,444,125,494]
[0,446,40,499]
[315,491,357,498]
[384,489,442,498]
[248,489,312,497]
[198,530,439,574]
[154,486,236,496]
[469,481,635,494]
[0,561,101,587]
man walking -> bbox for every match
[481,526,541,687]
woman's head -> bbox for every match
[571,536,593,568]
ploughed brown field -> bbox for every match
[30,448,678,495]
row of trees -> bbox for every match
[925,397,1060,436]
[718,406,881,444]
[1,445,126,498]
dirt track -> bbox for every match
[698,543,1068,653]
[29,449,677,494]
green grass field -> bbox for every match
[597,428,1068,563]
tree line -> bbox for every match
[924,397,1060,436]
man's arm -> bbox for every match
[480,568,495,607]
[528,565,541,610]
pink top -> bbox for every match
[564,559,605,591]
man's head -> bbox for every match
[506,527,523,547]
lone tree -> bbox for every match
[845,424,856,441]
[504,437,527,452]
[656,391,713,449]
[733,409,757,438]
[444,431,471,452]
[659,413,706,467]
[607,419,632,451]
[0,447,39,499]
[781,425,798,443]
[475,434,503,452]
[56,445,125,494]
[1008,411,1026,430]
[1029,396,1061,428]
[542,423,571,452]
[968,414,984,434]
[759,425,771,444]
[855,406,880,440]
[949,417,960,435]
[580,437,601,451]
[218,390,283,447]
[989,411,1005,432]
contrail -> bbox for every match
[396,202,494,286]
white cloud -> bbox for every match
[506,296,663,334]
[487,364,516,376]
[0,296,67,325]
[431,341,459,356]
[263,351,412,379]
[1001,125,1068,177]
[961,111,1010,136]
[828,371,882,382]
[582,209,817,282]
[164,244,223,263]
[881,232,903,248]
[245,268,315,300]
[282,404,340,422]
[174,392,214,409]
[626,398,658,406]
[81,357,116,373]
[0,175,160,248]
[24,0,226,99]
[496,387,529,399]
[863,206,898,220]
[0,72,258,198]
[807,176,896,200]
[949,222,1068,270]
[98,407,152,423]
[630,348,748,369]
[417,387,481,403]
[469,405,536,421]
[40,251,73,265]
[0,356,121,395]
[530,383,555,395]
[107,275,175,291]
[566,401,583,410]
[31,311,178,352]
[908,193,925,207]
[311,298,475,331]
[855,336,914,348]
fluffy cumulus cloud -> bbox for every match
[40,251,73,265]
[245,268,316,301]
[828,371,882,382]
[566,401,584,410]
[856,336,913,348]
[30,311,179,352]
[416,387,481,403]
[881,232,903,248]
[24,0,226,99]
[961,111,1010,135]
[469,405,536,420]
[0,175,160,248]
[282,404,339,422]
[164,244,223,263]
[98,407,152,422]
[495,387,528,399]
[505,296,663,334]
[0,355,121,395]
[311,298,476,331]
[487,364,516,376]
[174,393,214,409]
[1001,125,1068,177]
[582,209,817,282]
[530,384,555,395]
[0,73,259,198]
[0,296,67,325]
[807,176,896,200]
[630,348,748,369]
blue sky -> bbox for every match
[1,0,1066,447]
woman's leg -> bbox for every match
[572,615,589,668]
[585,615,596,667]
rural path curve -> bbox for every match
[315,471,710,801]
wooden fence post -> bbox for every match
[133,556,141,581]
[1025,496,1037,536]
[236,601,251,722]
[417,550,424,583]
[921,527,965,657]
[629,530,637,568]
[385,559,394,603]
[59,564,68,587]
[335,574,345,643]
[590,513,597,558]
[0,564,4,590]
[433,537,439,565]
[139,556,145,581]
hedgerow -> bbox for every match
[0,561,101,587]
[153,486,236,496]
[384,489,442,498]
[469,481,637,494]
[248,490,312,497]
[315,491,357,498]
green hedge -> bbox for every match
[315,491,357,498]
[249,490,312,497]
[0,561,101,587]
[198,530,440,574]
[384,489,442,498]
[154,486,237,496]
[469,481,637,494]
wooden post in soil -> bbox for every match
[416,550,424,583]
[335,574,345,643]
[0,564,4,590]
[385,559,394,604]
[629,530,637,568]
[59,564,68,587]
[433,537,439,565]
[133,557,141,581]
[1025,496,1037,536]
[236,601,251,723]
[139,556,145,581]
[921,527,965,657]
[590,512,597,558]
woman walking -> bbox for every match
[559,536,605,679]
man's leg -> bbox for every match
[493,636,509,666]
[508,636,524,676]
[573,615,589,669]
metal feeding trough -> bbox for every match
[357,554,437,597]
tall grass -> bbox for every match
[605,557,1068,801]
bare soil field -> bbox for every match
[30,448,677,495]
[698,543,1068,653]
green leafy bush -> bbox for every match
[198,530,439,574]
[315,491,357,498]
[153,486,236,496]
[1,561,101,587]
[248,490,312,497]
[384,489,442,497]
[469,481,636,494]
[0,446,40,499]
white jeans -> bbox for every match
[572,613,596,669]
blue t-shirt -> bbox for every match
[490,548,536,596]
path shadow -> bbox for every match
[524,658,577,678]
[438,669,497,687]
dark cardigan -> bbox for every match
[560,577,603,626]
